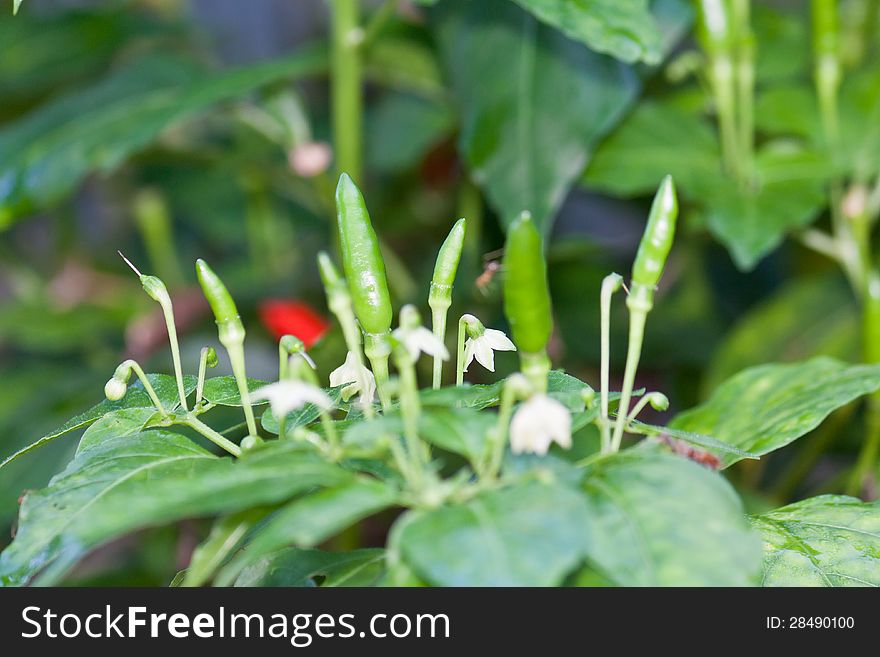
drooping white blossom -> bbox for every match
[509,394,572,455]
[252,380,333,418]
[329,351,376,403]
[392,325,449,362]
[464,327,516,372]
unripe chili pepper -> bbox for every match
[629,174,678,312]
[335,174,393,408]
[195,258,258,436]
[429,217,466,388]
[503,212,553,392]
[335,173,392,335]
[612,176,678,452]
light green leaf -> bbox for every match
[366,92,454,172]
[0,46,327,226]
[420,408,494,465]
[183,508,270,587]
[233,548,385,587]
[201,376,270,406]
[581,449,762,585]
[627,420,759,463]
[671,357,880,468]
[0,434,352,586]
[75,407,160,455]
[434,0,641,234]
[583,98,720,196]
[260,387,344,435]
[752,495,880,587]
[704,274,858,394]
[0,373,195,469]
[398,481,590,586]
[510,0,663,64]
[216,479,396,585]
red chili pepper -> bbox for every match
[259,300,329,348]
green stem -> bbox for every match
[712,54,740,179]
[224,342,258,436]
[195,347,212,407]
[611,310,647,452]
[484,376,527,480]
[184,415,242,457]
[331,0,363,182]
[159,299,188,412]
[519,350,550,395]
[133,190,184,287]
[599,274,623,453]
[364,332,392,411]
[849,272,880,495]
[430,300,450,389]
[732,0,754,175]
[455,315,468,387]
[127,361,168,417]
[361,0,400,47]
[395,353,426,485]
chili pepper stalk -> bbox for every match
[195,258,258,437]
[503,212,553,393]
[611,176,678,452]
[335,174,393,408]
[119,252,189,412]
[599,273,624,453]
[429,218,466,389]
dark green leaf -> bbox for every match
[183,508,270,587]
[434,0,641,234]
[671,357,880,468]
[366,92,454,172]
[216,479,396,585]
[704,274,858,394]
[201,376,270,406]
[399,482,590,586]
[752,495,880,587]
[581,449,762,585]
[0,434,352,586]
[510,0,663,64]
[0,46,327,225]
[0,374,195,469]
[233,548,385,587]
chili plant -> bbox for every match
[1,174,878,587]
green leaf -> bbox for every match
[694,145,828,269]
[434,0,641,234]
[420,381,504,409]
[671,357,880,468]
[0,373,195,470]
[216,479,396,585]
[627,420,759,463]
[581,449,762,585]
[366,92,454,172]
[583,97,720,197]
[419,407,494,465]
[398,481,590,586]
[75,407,160,455]
[233,548,385,587]
[13,0,23,15]
[0,46,327,226]
[510,0,663,64]
[704,274,858,394]
[752,495,880,587]
[201,376,270,406]
[183,508,269,587]
[0,434,352,586]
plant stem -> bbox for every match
[611,310,647,452]
[394,352,426,485]
[361,0,400,47]
[455,315,468,387]
[158,299,188,412]
[195,347,212,407]
[126,361,168,417]
[184,415,242,457]
[484,376,526,479]
[224,342,258,436]
[849,271,880,495]
[364,332,392,411]
[599,274,623,453]
[711,54,740,179]
[430,300,450,389]
[732,0,754,175]
[331,0,363,182]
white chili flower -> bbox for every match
[252,380,333,417]
[509,394,572,455]
[464,327,516,372]
[393,305,449,362]
[329,351,376,403]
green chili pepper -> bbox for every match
[611,176,678,452]
[503,212,553,391]
[335,174,393,408]
[429,217,466,388]
[630,174,678,308]
[195,258,257,436]
[335,173,392,335]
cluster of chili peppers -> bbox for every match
[107,169,678,502]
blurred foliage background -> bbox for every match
[1,0,878,583]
